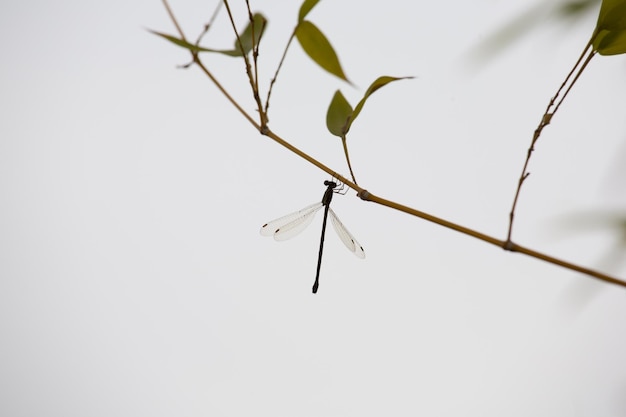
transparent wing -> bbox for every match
[329,208,366,259]
[260,202,323,241]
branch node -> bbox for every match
[503,240,516,252]
[542,112,553,125]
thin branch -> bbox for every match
[162,0,200,70]
[264,128,359,191]
[264,27,298,116]
[194,1,223,45]
[222,1,247,59]
[222,0,267,126]
[506,39,596,244]
[245,0,260,95]
[359,191,626,289]
[194,60,259,129]
[162,0,186,40]
[341,136,358,185]
[552,48,596,116]
[178,2,224,69]
[249,12,268,127]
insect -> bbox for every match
[260,180,365,293]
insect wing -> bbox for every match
[260,202,323,241]
[329,208,365,259]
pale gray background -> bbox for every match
[1,1,625,416]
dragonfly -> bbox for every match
[260,180,365,293]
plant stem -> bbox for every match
[506,39,596,244]
[360,191,626,289]
[342,136,358,185]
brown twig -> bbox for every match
[341,136,358,185]
[194,1,223,46]
[506,39,596,244]
[244,0,260,95]
[161,0,186,39]
[360,192,626,289]
[222,0,267,126]
[195,61,259,128]
[244,0,264,123]
[264,27,298,117]
[177,2,224,69]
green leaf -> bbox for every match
[149,13,267,57]
[295,20,350,82]
[593,0,626,55]
[348,76,414,132]
[149,29,221,53]
[298,0,321,22]
[326,90,353,137]
[594,30,626,55]
[596,0,626,28]
[325,76,414,137]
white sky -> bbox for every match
[1,1,626,416]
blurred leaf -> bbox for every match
[298,0,321,23]
[326,90,353,137]
[561,0,600,15]
[149,30,221,53]
[296,20,350,82]
[149,13,267,57]
[469,0,600,65]
[234,13,267,56]
[593,0,626,55]
[349,76,414,131]
[556,210,626,256]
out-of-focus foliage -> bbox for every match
[471,0,601,62]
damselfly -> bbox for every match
[260,181,365,293]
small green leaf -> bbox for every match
[348,76,414,131]
[593,0,626,55]
[149,29,221,53]
[326,90,353,137]
[298,0,321,22]
[296,20,350,82]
